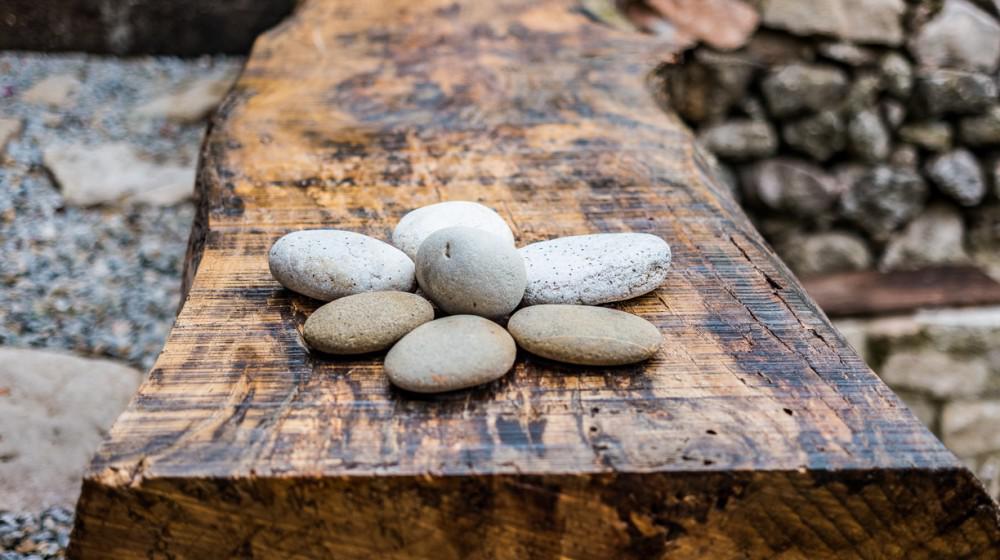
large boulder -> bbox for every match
[741,30,817,66]
[969,203,1000,276]
[959,105,1000,146]
[842,72,884,113]
[915,69,998,115]
[697,119,778,160]
[841,165,929,240]
[879,52,914,99]
[817,41,879,66]
[880,203,968,271]
[760,0,906,46]
[909,0,1000,73]
[880,349,990,398]
[761,63,850,117]
[778,231,873,276]
[782,110,845,161]
[897,121,954,152]
[847,109,891,162]
[925,149,987,206]
[942,400,1000,457]
[741,158,842,216]
[665,50,756,124]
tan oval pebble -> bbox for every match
[507,305,662,366]
[384,315,516,393]
[303,291,434,355]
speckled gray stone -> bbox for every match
[508,305,662,366]
[268,230,415,301]
[392,201,515,259]
[303,291,434,354]
[384,315,517,393]
[520,233,671,306]
[415,226,526,318]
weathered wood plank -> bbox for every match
[803,265,1000,317]
[70,0,1000,557]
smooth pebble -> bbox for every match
[384,315,517,393]
[520,233,671,305]
[416,226,526,318]
[508,305,662,366]
[303,291,434,354]
[268,230,414,301]
[392,201,515,259]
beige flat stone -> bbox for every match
[22,74,82,108]
[0,118,23,153]
[132,72,239,123]
[0,347,142,510]
[43,142,195,206]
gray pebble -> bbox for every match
[268,230,415,301]
[926,149,986,207]
[392,201,515,259]
[384,315,516,393]
[415,226,526,318]
[303,291,434,354]
[520,233,671,306]
[508,305,662,366]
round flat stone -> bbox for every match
[415,226,526,318]
[268,230,415,301]
[392,201,515,259]
[520,233,671,306]
[384,315,517,393]
[303,291,434,354]
[508,304,662,366]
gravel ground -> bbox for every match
[0,509,73,560]
[0,52,242,371]
[0,52,242,558]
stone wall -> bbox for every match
[836,306,1000,496]
[633,0,1000,495]
[660,0,1000,280]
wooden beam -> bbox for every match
[803,265,1000,318]
[70,1,1000,557]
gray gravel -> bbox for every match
[0,52,242,371]
[0,52,243,557]
[0,508,73,559]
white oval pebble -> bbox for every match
[384,315,517,393]
[520,233,671,306]
[392,201,515,259]
[268,230,415,301]
[416,226,526,318]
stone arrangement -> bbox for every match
[648,0,1000,278]
[268,201,672,394]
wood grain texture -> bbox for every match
[70,0,1000,557]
